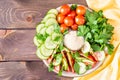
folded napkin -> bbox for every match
[74,0,120,80]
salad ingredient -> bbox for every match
[45,37,57,49]
[45,18,57,26]
[62,58,68,70]
[43,14,56,22]
[60,24,68,33]
[81,41,91,53]
[77,10,114,54]
[47,9,58,15]
[75,15,85,25]
[53,54,62,66]
[74,62,86,74]
[46,25,54,35]
[68,10,76,19]
[76,6,86,15]
[36,48,49,60]
[33,36,43,47]
[64,31,84,50]
[57,14,65,24]
[64,16,74,26]
[94,51,105,61]
[70,4,77,10]
[36,24,44,33]
[60,4,70,15]
[41,44,53,57]
[71,24,78,30]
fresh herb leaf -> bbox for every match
[77,25,89,36]
[70,4,77,10]
[86,64,92,70]
[72,52,80,59]
[58,66,63,76]
[48,63,54,72]
[106,44,114,55]
[79,9,114,54]
[54,24,61,33]
[63,29,68,35]
[74,62,80,74]
[59,42,64,51]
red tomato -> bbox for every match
[68,10,76,19]
[71,24,78,30]
[60,24,68,33]
[75,15,85,25]
[57,14,65,24]
[64,16,74,26]
[76,6,86,15]
[60,4,71,15]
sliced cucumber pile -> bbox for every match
[34,9,63,60]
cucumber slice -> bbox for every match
[36,24,45,33]
[47,9,58,15]
[36,48,48,60]
[46,25,54,35]
[40,44,53,57]
[33,36,43,47]
[45,37,57,49]
[52,32,62,44]
[78,62,86,74]
[40,27,47,35]
[53,54,62,66]
[45,18,57,27]
[43,14,56,22]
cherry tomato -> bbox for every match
[60,4,70,15]
[60,24,68,33]
[75,15,85,25]
[68,10,76,19]
[71,24,78,30]
[76,6,86,15]
[64,16,74,26]
[57,14,65,24]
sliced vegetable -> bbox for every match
[62,58,68,70]
[36,48,49,59]
[78,62,86,74]
[52,32,63,44]
[45,37,57,49]
[94,51,105,61]
[36,24,45,33]
[45,18,58,26]
[33,36,43,47]
[53,54,62,66]
[43,14,56,22]
[46,25,54,35]
[40,44,53,57]
[47,9,58,15]
[81,41,91,53]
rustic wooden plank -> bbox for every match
[0,29,40,61]
[0,62,72,80]
[0,62,37,80]
[0,0,87,28]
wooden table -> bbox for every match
[0,0,87,80]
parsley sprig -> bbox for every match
[77,10,114,54]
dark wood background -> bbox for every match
[0,0,87,80]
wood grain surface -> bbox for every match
[0,0,87,80]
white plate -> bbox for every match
[42,4,104,77]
